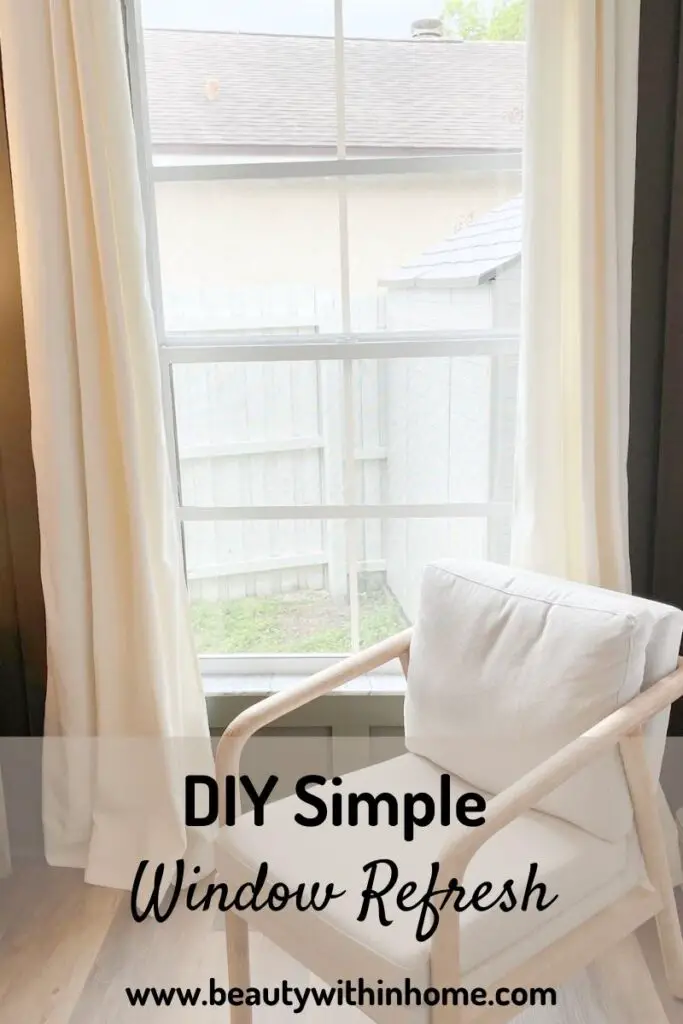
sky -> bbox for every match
[141,0,450,38]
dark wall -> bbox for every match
[0,72,46,737]
[629,0,683,732]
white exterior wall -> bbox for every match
[154,171,520,330]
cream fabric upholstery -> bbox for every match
[405,561,683,842]
[217,753,645,999]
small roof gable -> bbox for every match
[380,194,522,289]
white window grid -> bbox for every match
[124,0,521,674]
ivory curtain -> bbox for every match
[511,0,638,591]
[512,0,683,884]
[0,0,214,887]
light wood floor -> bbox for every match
[1,863,682,1023]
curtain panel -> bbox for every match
[0,0,215,887]
[511,0,683,881]
[511,0,639,592]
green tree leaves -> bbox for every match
[443,0,525,41]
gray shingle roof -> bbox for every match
[143,30,525,152]
[381,194,522,287]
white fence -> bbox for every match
[168,285,518,621]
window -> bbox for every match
[126,0,525,675]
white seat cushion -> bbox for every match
[217,754,644,996]
[405,560,683,841]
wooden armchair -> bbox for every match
[215,561,683,1023]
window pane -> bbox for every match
[135,1,525,662]
[156,179,342,333]
[347,174,522,332]
[185,519,347,654]
[154,173,523,336]
[141,2,336,166]
[172,349,517,515]
[378,517,489,625]
[140,2,525,168]
[173,360,327,509]
[352,354,517,508]
[342,6,525,154]
[184,517,493,656]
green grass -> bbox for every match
[190,584,408,654]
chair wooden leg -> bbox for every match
[431,906,463,1024]
[225,911,252,1023]
[621,731,683,999]
[593,933,670,1023]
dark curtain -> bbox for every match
[629,0,683,733]
[0,70,46,738]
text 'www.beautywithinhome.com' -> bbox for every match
[125,977,558,1012]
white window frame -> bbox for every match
[124,0,521,680]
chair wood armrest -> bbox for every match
[439,658,683,874]
[429,659,683,1013]
[215,628,412,798]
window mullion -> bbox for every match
[335,0,361,652]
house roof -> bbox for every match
[143,30,525,153]
[380,194,522,288]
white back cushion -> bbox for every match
[404,561,683,841]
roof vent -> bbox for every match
[411,17,445,39]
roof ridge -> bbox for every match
[142,27,525,46]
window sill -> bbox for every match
[202,672,406,697]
